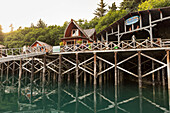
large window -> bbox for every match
[72,29,79,36]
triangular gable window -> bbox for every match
[72,29,79,36]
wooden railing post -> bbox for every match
[76,53,79,84]
[94,52,97,85]
[115,52,117,86]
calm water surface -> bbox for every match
[0,78,169,113]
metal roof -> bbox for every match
[84,28,96,38]
[97,6,170,37]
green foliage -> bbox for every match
[80,17,100,29]
[95,10,128,33]
[3,20,67,48]
[138,0,170,11]
[0,25,4,44]
[120,0,144,12]
[94,0,107,17]
[77,40,82,44]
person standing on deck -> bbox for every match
[36,44,40,52]
[23,45,26,54]
[132,35,136,48]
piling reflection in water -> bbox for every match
[0,79,170,113]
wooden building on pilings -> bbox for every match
[61,19,96,45]
[97,6,170,44]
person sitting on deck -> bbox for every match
[27,45,31,53]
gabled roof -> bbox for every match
[64,19,93,41]
[31,40,52,47]
[84,28,96,38]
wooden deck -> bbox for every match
[52,38,170,54]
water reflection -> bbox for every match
[0,80,170,113]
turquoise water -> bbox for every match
[0,79,169,113]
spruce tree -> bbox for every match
[109,2,117,11]
[94,0,107,17]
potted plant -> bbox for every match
[60,42,64,47]
[77,40,82,44]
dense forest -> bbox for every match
[0,0,170,48]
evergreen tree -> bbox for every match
[109,2,117,11]
[37,19,47,28]
[94,0,107,17]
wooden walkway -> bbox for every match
[0,47,46,63]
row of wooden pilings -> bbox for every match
[42,50,170,90]
[1,50,170,91]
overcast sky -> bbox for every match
[1,0,123,32]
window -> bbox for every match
[66,41,74,45]
[82,40,87,44]
[72,29,79,36]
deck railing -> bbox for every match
[0,46,47,58]
[61,38,170,52]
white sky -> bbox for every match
[0,0,123,33]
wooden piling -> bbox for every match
[58,82,61,111]
[118,69,120,84]
[76,53,79,84]
[48,71,50,85]
[115,52,117,86]
[167,51,170,90]
[94,52,97,85]
[157,69,161,84]
[25,64,28,84]
[84,57,87,83]
[162,68,165,86]
[152,60,155,85]
[104,63,106,82]
[99,60,102,84]
[53,72,56,85]
[31,57,34,87]
[139,87,142,113]
[94,84,97,113]
[68,72,70,82]
[42,55,46,93]
[1,63,3,81]
[18,59,22,97]
[58,54,62,82]
[138,51,142,88]
[12,61,15,85]
[115,81,118,113]
[6,61,9,83]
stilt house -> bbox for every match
[61,19,96,45]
